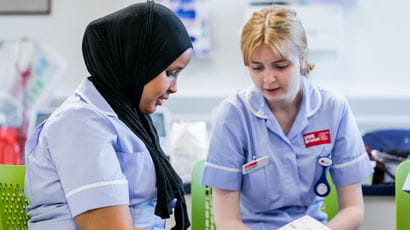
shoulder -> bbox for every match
[318,88,350,112]
[213,86,263,122]
[215,89,248,116]
[44,97,116,136]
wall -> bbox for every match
[1,0,409,99]
[0,0,142,98]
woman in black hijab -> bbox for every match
[24,1,192,230]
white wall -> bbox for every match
[310,0,410,98]
[1,0,409,99]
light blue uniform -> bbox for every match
[25,79,166,230]
[201,77,373,229]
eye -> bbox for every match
[166,70,178,82]
[276,64,288,69]
[275,61,289,70]
[250,65,264,72]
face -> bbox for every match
[248,43,304,106]
[139,48,193,114]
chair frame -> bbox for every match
[191,160,216,230]
[395,160,410,230]
[0,164,29,230]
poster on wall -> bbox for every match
[157,0,212,58]
[245,3,343,53]
[0,0,51,15]
[248,0,358,6]
[300,0,358,6]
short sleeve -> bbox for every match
[330,97,373,186]
[201,98,247,190]
[45,107,129,217]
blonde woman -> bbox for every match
[202,6,372,230]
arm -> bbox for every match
[327,183,364,230]
[74,205,146,230]
[212,188,250,230]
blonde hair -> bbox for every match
[240,6,314,76]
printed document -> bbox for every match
[279,215,331,230]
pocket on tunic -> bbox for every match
[116,151,157,201]
[241,165,268,212]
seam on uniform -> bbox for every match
[307,86,322,117]
[205,162,241,172]
[66,180,128,198]
[244,87,268,119]
[332,153,367,169]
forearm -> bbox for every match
[213,188,250,230]
[327,206,364,230]
[327,183,365,230]
[75,205,148,230]
[216,219,251,230]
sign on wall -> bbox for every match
[0,0,51,15]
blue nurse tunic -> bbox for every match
[202,77,373,229]
[25,79,166,230]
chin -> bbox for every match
[147,106,157,114]
[140,105,156,114]
[264,94,281,101]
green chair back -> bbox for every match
[321,173,338,221]
[395,160,410,230]
[191,160,216,230]
[0,164,29,230]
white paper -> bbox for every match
[279,215,331,230]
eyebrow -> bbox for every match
[250,59,288,65]
[168,66,184,71]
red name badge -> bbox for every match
[303,129,331,148]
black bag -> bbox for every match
[363,129,410,184]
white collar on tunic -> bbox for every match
[75,78,117,117]
[243,76,322,119]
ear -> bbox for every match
[300,55,306,68]
[300,56,306,73]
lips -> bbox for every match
[156,96,169,106]
[265,87,280,93]
[156,98,164,106]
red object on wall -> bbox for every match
[0,127,21,165]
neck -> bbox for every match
[268,89,303,114]
[268,90,303,135]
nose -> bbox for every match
[168,80,177,94]
[263,69,276,85]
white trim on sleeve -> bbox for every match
[65,180,128,198]
[332,153,368,169]
[205,162,241,173]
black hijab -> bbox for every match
[82,1,192,229]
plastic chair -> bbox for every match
[0,164,29,230]
[190,160,216,230]
[321,173,338,221]
[395,160,410,230]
